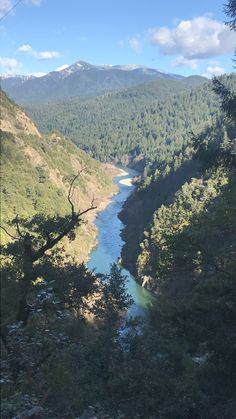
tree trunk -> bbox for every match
[16,234,35,325]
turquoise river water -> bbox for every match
[87,168,154,317]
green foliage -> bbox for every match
[212,76,236,121]
[1,7,236,416]
[94,264,134,326]
[0,90,115,259]
[136,169,228,286]
[120,74,236,275]
[1,196,132,417]
[225,0,236,31]
[28,76,217,164]
[114,18,236,417]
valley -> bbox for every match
[88,167,154,317]
[1,13,236,416]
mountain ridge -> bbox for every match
[1,60,189,105]
[1,60,184,79]
[27,74,213,165]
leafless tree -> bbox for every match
[1,170,97,325]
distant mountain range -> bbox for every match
[1,60,188,105]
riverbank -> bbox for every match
[119,177,133,186]
[102,163,129,178]
[91,164,135,218]
[82,164,132,262]
[87,167,154,315]
[86,164,130,223]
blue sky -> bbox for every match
[0,0,235,77]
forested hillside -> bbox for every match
[2,64,236,419]
[1,0,236,415]
[27,75,212,165]
[119,74,236,272]
[124,74,236,417]
[0,90,115,262]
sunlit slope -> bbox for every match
[0,90,115,261]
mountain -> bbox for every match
[27,75,214,165]
[1,60,185,105]
[0,89,115,262]
[119,73,236,278]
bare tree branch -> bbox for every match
[0,225,18,240]
[5,170,98,325]
[67,168,85,217]
[91,194,96,208]
[33,205,97,262]
[15,215,25,239]
[45,232,52,246]
[79,204,97,218]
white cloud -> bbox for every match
[129,37,142,52]
[202,65,225,78]
[55,64,69,71]
[18,44,61,60]
[172,56,198,69]
[18,44,33,53]
[149,16,236,60]
[0,57,22,73]
[36,51,60,59]
[0,0,12,18]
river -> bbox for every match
[87,167,154,317]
